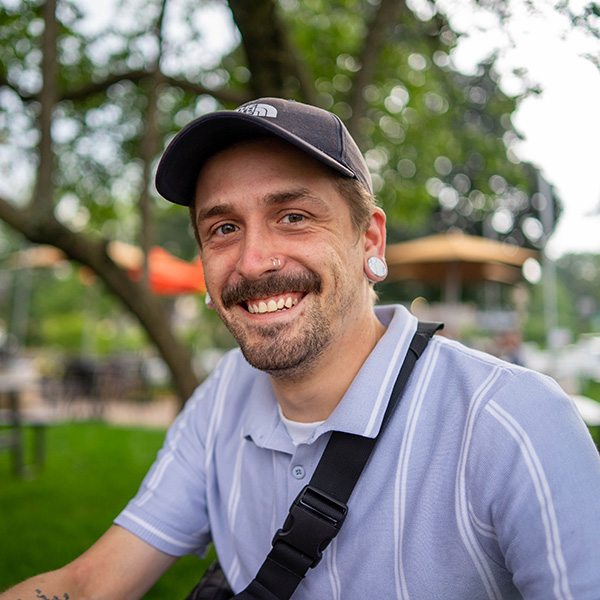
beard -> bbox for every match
[214,271,334,379]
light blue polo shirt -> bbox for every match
[115,305,600,599]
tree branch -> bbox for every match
[59,71,249,105]
[32,0,59,213]
[1,66,249,109]
[138,0,169,285]
[2,69,248,107]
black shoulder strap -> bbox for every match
[235,321,443,600]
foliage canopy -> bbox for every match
[0,0,572,397]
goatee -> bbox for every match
[215,270,333,379]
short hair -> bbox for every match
[332,175,376,236]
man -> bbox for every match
[2,98,599,600]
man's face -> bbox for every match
[193,138,376,380]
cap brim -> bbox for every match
[155,111,356,206]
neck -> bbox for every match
[271,311,386,422]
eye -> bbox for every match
[281,213,305,224]
[215,223,238,236]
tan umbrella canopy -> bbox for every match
[385,231,538,304]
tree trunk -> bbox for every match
[33,0,58,213]
[228,0,316,102]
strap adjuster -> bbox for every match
[272,485,348,568]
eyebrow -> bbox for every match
[195,203,235,224]
[195,188,329,224]
[264,188,329,211]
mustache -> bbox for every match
[221,271,322,309]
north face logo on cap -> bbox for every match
[236,103,278,118]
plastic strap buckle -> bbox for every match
[271,485,348,569]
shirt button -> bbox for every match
[291,465,305,479]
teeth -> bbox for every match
[247,296,299,314]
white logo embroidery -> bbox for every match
[236,103,278,118]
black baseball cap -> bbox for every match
[155,97,373,206]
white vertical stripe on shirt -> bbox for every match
[205,354,237,473]
[270,451,278,535]
[228,556,241,592]
[363,317,413,438]
[224,435,245,588]
[487,401,574,600]
[394,340,440,599]
[136,387,210,506]
[326,536,342,600]
[468,502,498,541]
[209,356,245,588]
[136,453,175,507]
[227,432,247,530]
[455,367,504,600]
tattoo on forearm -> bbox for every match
[31,590,69,600]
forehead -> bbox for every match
[193,138,345,209]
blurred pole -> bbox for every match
[444,262,461,306]
[482,217,501,310]
[9,255,32,354]
[538,173,559,349]
[81,280,98,357]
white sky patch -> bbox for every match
[440,0,600,257]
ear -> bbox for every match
[363,207,386,255]
[204,290,215,310]
[363,207,388,282]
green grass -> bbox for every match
[582,379,600,403]
[581,380,600,448]
[0,422,213,597]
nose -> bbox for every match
[235,228,279,280]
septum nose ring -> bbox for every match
[270,257,281,272]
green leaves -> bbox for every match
[277,1,549,246]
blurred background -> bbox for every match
[1,0,599,596]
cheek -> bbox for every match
[322,243,364,291]
[202,259,229,295]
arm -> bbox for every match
[0,525,177,600]
[468,372,600,598]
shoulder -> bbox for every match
[430,338,592,468]
[430,334,561,393]
[187,348,260,408]
[421,334,576,432]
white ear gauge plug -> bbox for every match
[366,256,388,282]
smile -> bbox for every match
[246,294,301,314]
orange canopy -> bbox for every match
[127,246,205,296]
[9,243,206,296]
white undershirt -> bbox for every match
[278,405,325,446]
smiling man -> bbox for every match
[2,98,600,600]
[191,136,387,420]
